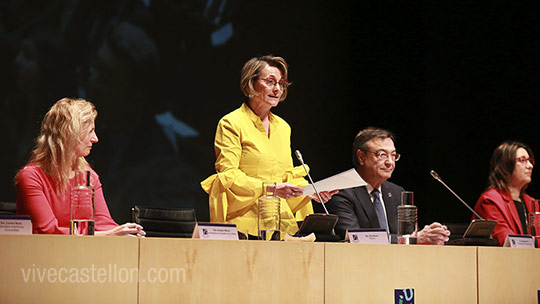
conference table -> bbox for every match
[1,234,539,303]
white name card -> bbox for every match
[503,234,535,248]
[0,215,32,234]
[347,228,389,244]
[192,222,239,240]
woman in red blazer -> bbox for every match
[474,141,537,245]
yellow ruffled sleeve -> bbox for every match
[201,116,264,222]
[201,170,263,223]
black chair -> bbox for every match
[131,206,197,238]
[0,202,17,215]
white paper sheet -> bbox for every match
[302,168,367,196]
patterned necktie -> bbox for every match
[371,189,388,231]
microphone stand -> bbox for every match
[430,170,484,219]
[295,150,329,214]
[430,170,497,246]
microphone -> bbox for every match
[430,170,498,246]
[430,170,484,220]
[295,150,329,214]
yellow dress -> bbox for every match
[201,103,313,236]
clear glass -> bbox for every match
[530,200,540,245]
[397,191,417,239]
[401,191,414,205]
[529,212,540,237]
[258,181,281,240]
[70,171,95,235]
[397,205,417,236]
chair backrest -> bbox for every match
[131,206,197,238]
[0,202,17,215]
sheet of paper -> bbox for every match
[302,168,367,196]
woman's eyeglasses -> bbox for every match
[516,156,534,166]
[259,77,291,90]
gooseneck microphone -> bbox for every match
[430,170,484,220]
[295,150,329,214]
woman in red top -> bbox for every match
[474,141,537,245]
[16,97,145,236]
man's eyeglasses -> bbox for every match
[516,156,534,166]
[259,77,291,90]
[363,149,401,162]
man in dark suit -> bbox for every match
[326,127,450,245]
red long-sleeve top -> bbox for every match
[16,165,118,234]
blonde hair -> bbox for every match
[240,55,289,102]
[27,98,97,195]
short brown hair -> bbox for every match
[352,127,395,168]
[488,141,534,193]
[240,55,289,102]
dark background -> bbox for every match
[2,1,540,228]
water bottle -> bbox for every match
[258,181,281,240]
[70,171,95,235]
[397,191,417,244]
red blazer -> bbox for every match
[474,188,536,245]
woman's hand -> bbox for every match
[271,183,339,203]
[96,223,146,237]
[308,190,339,203]
[273,183,304,199]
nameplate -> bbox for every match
[503,234,535,248]
[192,222,238,240]
[0,215,32,234]
[347,228,389,244]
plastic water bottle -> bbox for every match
[258,181,281,240]
[70,171,95,235]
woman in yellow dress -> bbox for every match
[201,55,337,238]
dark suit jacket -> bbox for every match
[326,181,405,239]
